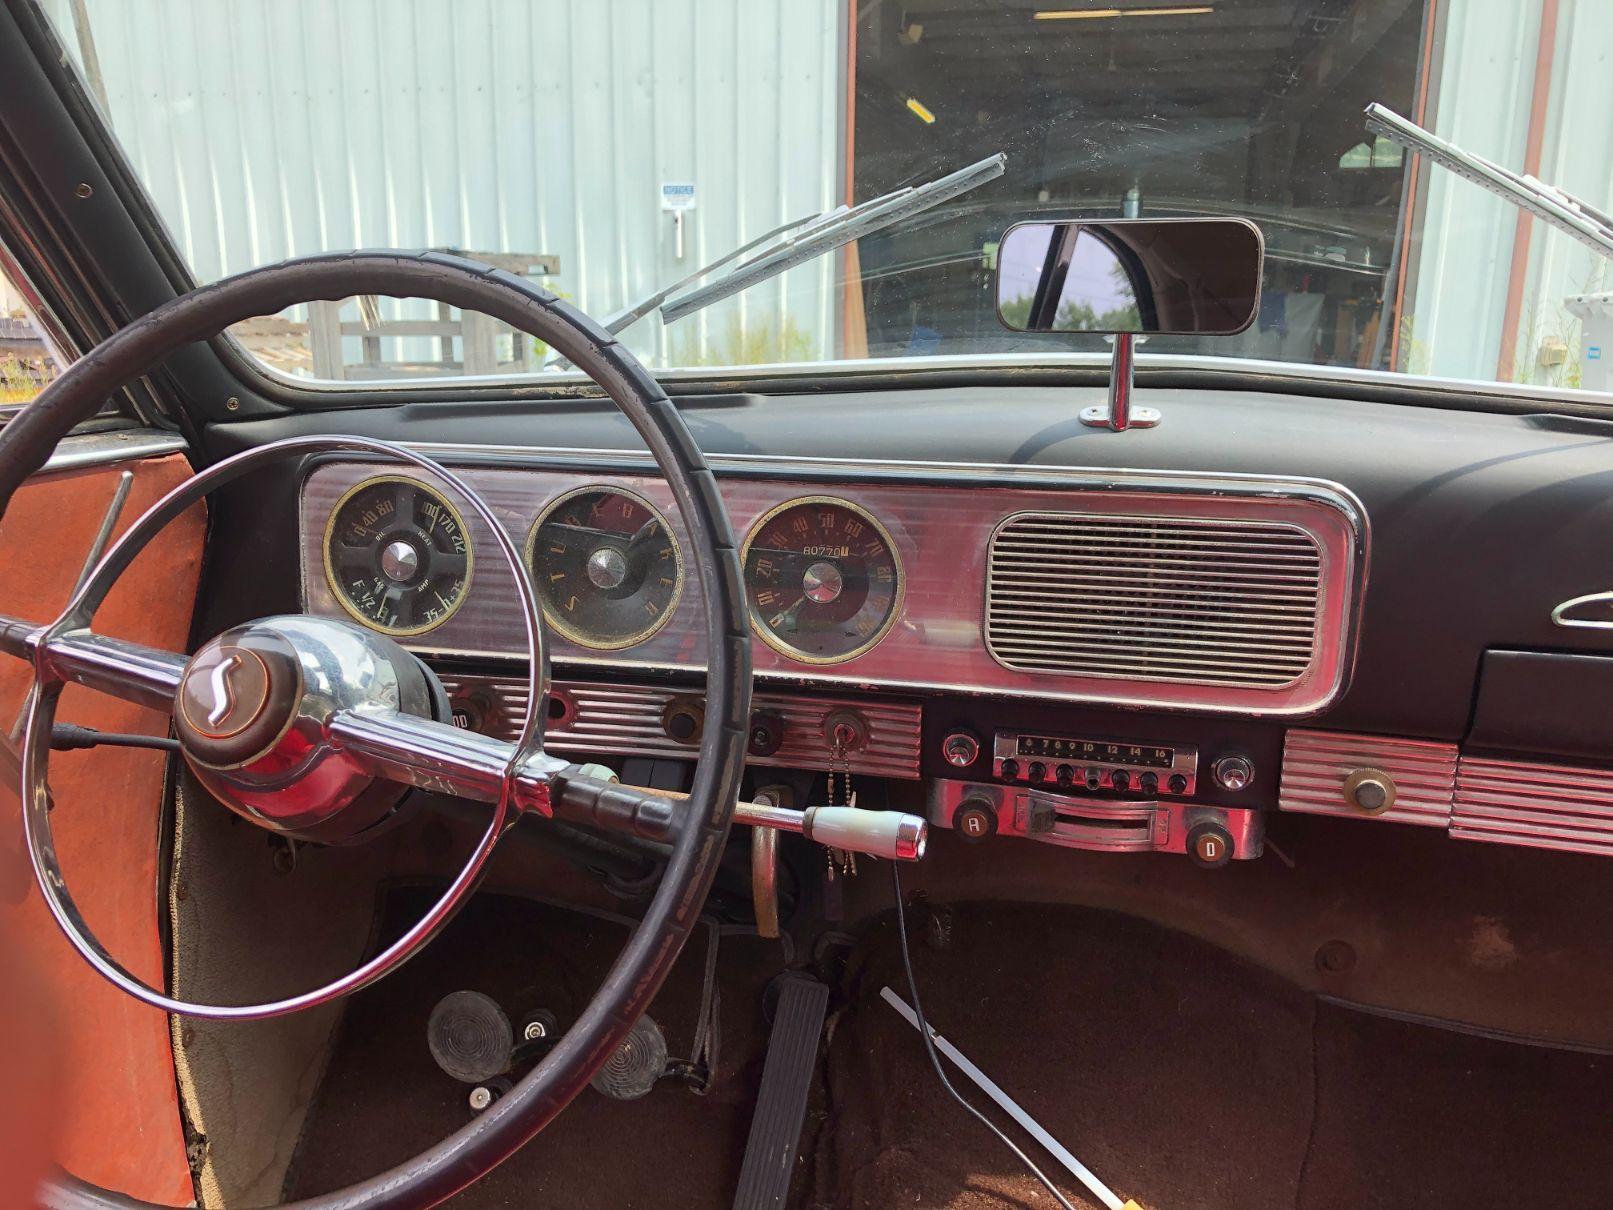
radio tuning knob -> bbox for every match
[941,729,980,768]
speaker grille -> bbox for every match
[986,512,1324,689]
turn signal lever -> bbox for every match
[551,768,928,863]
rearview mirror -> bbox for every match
[995,217,1263,336]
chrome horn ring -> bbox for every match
[18,433,556,1021]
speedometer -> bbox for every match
[527,486,683,649]
[323,476,472,636]
[742,496,903,664]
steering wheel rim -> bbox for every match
[0,251,753,1208]
[22,434,558,1018]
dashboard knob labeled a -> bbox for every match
[951,797,998,843]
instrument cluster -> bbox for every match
[322,473,906,667]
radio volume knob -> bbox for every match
[941,729,981,768]
[1212,754,1255,792]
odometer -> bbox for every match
[323,476,472,636]
[527,486,683,650]
[742,497,903,664]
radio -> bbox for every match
[990,730,1198,797]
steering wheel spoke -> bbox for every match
[33,627,185,711]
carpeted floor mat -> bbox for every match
[809,900,1613,1210]
[288,890,788,1207]
[291,892,1613,1208]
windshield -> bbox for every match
[40,0,1612,398]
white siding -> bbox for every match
[43,0,845,368]
[1408,0,1613,387]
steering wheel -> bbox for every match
[0,252,752,1207]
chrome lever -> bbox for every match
[551,769,928,862]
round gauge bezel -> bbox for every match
[322,474,474,638]
[740,494,905,666]
[524,484,686,651]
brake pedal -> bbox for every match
[732,973,830,1210]
[591,1014,669,1100]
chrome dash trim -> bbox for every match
[1280,729,1457,827]
[36,429,189,474]
[438,673,923,779]
[303,454,1367,717]
[1453,757,1613,858]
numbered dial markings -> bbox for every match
[743,498,902,664]
[324,477,471,636]
[527,488,683,649]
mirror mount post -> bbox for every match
[1081,333,1159,432]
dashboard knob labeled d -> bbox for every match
[1187,820,1235,869]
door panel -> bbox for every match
[0,452,203,1205]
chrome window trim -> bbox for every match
[245,347,1613,414]
[300,448,1368,717]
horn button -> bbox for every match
[172,617,443,842]
[176,631,301,767]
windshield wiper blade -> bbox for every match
[597,211,832,338]
[1365,102,1613,261]
[660,152,1005,324]
[545,152,1004,369]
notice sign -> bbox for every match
[660,182,696,212]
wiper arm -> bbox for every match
[660,152,1005,324]
[1365,102,1613,261]
[598,211,833,338]
[550,153,1006,368]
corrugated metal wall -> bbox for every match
[43,0,845,369]
[1409,0,1612,387]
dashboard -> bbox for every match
[297,451,1364,714]
[199,380,1613,872]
